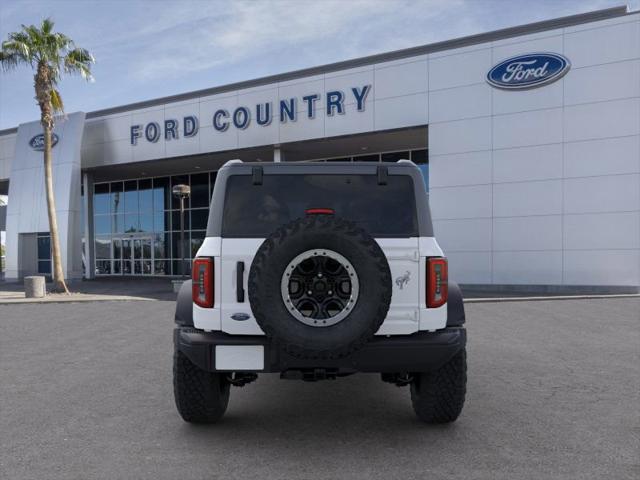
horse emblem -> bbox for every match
[395,270,411,290]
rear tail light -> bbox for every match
[192,257,214,308]
[427,257,448,308]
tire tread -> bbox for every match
[410,348,467,423]
[173,349,230,423]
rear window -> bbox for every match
[221,174,418,237]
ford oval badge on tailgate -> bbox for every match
[231,313,250,321]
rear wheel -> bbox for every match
[173,348,230,424]
[410,348,467,423]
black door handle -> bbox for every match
[236,261,245,302]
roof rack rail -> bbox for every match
[397,159,416,165]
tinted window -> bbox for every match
[222,174,418,237]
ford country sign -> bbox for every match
[487,53,570,90]
[29,133,59,151]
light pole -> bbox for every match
[172,184,191,278]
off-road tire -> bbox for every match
[410,348,467,423]
[249,215,392,360]
[173,349,230,423]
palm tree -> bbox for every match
[0,18,94,293]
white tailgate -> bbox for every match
[375,238,421,335]
[202,236,447,335]
[219,238,265,334]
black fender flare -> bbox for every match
[446,281,465,326]
[175,280,194,326]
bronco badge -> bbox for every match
[395,271,411,290]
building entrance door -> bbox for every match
[114,236,153,275]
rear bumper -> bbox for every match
[175,327,466,374]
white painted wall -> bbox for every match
[80,56,429,168]
[0,133,16,181]
[429,12,640,287]
[4,113,85,280]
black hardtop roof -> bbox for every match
[208,160,433,237]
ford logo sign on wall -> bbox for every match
[487,53,570,90]
[29,133,59,151]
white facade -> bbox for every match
[0,7,638,291]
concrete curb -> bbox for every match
[0,295,158,305]
[465,294,640,303]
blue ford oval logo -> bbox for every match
[231,312,251,321]
[487,53,570,90]
[29,133,59,151]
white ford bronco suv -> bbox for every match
[174,160,467,424]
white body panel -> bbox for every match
[193,235,448,334]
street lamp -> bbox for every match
[172,184,191,278]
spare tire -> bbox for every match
[248,215,392,359]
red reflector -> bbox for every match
[192,257,214,308]
[305,208,335,215]
[427,257,448,308]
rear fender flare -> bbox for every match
[447,281,465,326]
[175,280,194,327]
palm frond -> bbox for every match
[2,36,32,63]
[64,47,94,81]
[41,17,54,35]
[50,88,64,113]
[0,51,20,70]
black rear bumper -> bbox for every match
[175,327,466,374]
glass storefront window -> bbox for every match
[94,183,110,214]
[38,260,51,274]
[171,232,188,259]
[153,177,170,211]
[153,211,168,232]
[381,151,410,162]
[37,232,52,275]
[190,231,205,257]
[96,260,111,275]
[37,234,51,260]
[191,209,208,230]
[112,214,124,234]
[411,149,428,164]
[190,173,209,208]
[124,180,138,213]
[353,154,380,162]
[113,238,122,260]
[95,215,111,235]
[111,182,123,215]
[154,260,170,275]
[95,236,111,259]
[124,213,139,233]
[153,233,168,259]
[171,210,190,231]
[139,212,153,232]
[138,179,153,212]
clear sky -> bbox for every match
[0,0,634,130]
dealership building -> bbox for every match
[0,5,639,292]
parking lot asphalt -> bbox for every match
[1,298,638,480]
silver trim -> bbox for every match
[281,249,359,327]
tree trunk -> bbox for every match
[43,122,69,293]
